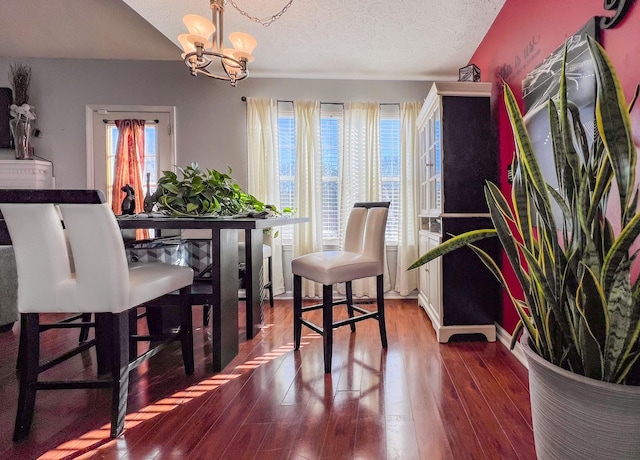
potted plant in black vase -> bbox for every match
[409,37,640,459]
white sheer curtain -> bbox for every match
[246,97,420,299]
[395,102,421,295]
[246,98,286,295]
[341,102,390,296]
[292,100,324,297]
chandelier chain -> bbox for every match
[227,0,295,27]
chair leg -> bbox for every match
[346,281,356,332]
[293,274,302,350]
[95,314,112,377]
[266,255,274,308]
[203,304,211,327]
[323,284,334,374]
[179,287,194,375]
[128,309,138,363]
[78,313,92,343]
[110,311,130,439]
[376,275,387,348]
[13,313,39,442]
[16,313,27,371]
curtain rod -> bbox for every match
[240,96,399,106]
[102,119,159,124]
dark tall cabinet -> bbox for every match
[416,81,500,342]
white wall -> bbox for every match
[0,57,430,188]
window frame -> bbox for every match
[276,102,402,247]
[85,105,176,196]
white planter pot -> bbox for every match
[522,337,640,460]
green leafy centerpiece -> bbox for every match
[153,163,267,217]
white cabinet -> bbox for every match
[417,92,441,216]
[0,159,54,188]
[418,231,441,327]
[415,82,498,343]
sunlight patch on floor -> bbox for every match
[38,334,318,460]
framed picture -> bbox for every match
[521,17,601,226]
[522,18,600,115]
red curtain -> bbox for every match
[112,119,147,239]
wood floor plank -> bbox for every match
[470,341,533,425]
[207,421,271,460]
[440,343,521,459]
[0,299,534,459]
[395,304,473,460]
[320,390,360,459]
[254,420,303,459]
[457,342,536,459]
[353,414,386,460]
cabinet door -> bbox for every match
[418,231,429,306]
[417,122,429,216]
[427,233,442,321]
[426,105,442,214]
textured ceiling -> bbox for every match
[1,0,506,81]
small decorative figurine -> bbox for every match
[143,172,155,213]
[120,184,136,215]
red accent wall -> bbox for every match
[468,0,640,332]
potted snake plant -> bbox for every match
[409,37,640,459]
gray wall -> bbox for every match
[0,57,430,188]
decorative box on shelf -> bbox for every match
[458,64,480,82]
[0,159,54,188]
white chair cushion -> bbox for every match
[127,263,194,312]
[292,251,380,286]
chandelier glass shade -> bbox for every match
[178,0,257,87]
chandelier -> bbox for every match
[178,0,294,87]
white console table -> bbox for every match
[0,159,54,188]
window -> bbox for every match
[278,104,295,241]
[380,105,401,244]
[87,106,175,207]
[105,123,159,205]
[277,103,401,245]
[320,104,342,241]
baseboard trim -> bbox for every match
[496,323,527,369]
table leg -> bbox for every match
[244,229,263,339]
[210,228,239,371]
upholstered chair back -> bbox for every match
[0,203,74,313]
[361,206,388,275]
[343,203,388,275]
[59,202,130,313]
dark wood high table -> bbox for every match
[117,214,308,371]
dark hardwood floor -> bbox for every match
[0,299,535,459]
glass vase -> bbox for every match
[9,118,33,160]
